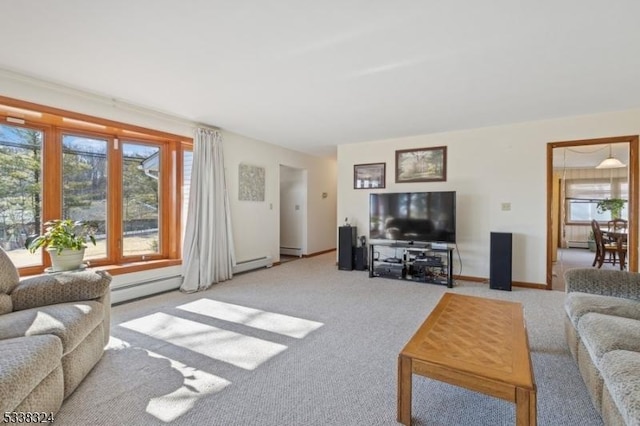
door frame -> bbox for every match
[546,135,639,289]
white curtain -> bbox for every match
[181,128,235,292]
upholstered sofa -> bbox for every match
[564,268,640,425]
[0,248,111,418]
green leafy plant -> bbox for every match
[596,198,626,219]
[28,219,96,254]
[587,231,596,252]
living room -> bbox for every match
[1,2,640,425]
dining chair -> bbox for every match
[607,218,628,233]
[605,218,628,265]
[591,219,624,269]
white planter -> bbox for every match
[47,247,85,272]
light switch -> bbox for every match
[501,202,511,211]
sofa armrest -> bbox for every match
[10,270,112,311]
[564,268,640,301]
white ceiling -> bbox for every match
[1,1,640,157]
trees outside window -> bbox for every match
[62,134,108,260]
[0,124,43,267]
[122,142,160,257]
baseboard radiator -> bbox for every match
[567,240,588,249]
[110,258,272,304]
[280,246,302,257]
[111,273,182,305]
[233,256,273,274]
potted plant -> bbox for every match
[28,219,96,272]
[587,231,596,252]
[596,198,626,219]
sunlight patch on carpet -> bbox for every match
[119,312,287,370]
[145,351,231,422]
[177,298,324,338]
[108,337,231,422]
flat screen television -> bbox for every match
[369,191,456,243]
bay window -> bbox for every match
[0,97,190,275]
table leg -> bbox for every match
[516,387,537,426]
[397,354,412,425]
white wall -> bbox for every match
[0,71,337,292]
[223,132,336,263]
[338,108,640,286]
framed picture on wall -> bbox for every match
[395,146,447,183]
[354,163,386,189]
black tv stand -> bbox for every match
[369,241,454,288]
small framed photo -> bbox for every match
[395,146,447,183]
[354,163,386,189]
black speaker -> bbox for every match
[490,232,512,291]
[354,246,367,271]
[338,226,357,270]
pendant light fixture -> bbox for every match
[596,144,626,169]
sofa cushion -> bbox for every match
[11,270,111,311]
[0,293,12,315]
[565,292,640,327]
[578,313,640,365]
[600,350,640,425]
[0,301,104,354]
[564,268,640,300]
[0,335,62,412]
[0,247,19,310]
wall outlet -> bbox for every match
[501,202,511,211]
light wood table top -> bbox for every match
[397,292,536,425]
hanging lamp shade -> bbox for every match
[596,145,626,169]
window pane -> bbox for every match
[62,134,108,260]
[0,124,43,267]
[122,142,160,257]
[567,201,613,222]
[566,178,629,222]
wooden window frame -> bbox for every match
[0,95,192,276]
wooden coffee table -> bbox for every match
[397,293,536,425]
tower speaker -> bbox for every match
[338,226,357,270]
[354,246,367,271]
[490,232,512,291]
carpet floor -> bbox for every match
[53,252,602,425]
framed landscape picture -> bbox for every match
[354,162,386,189]
[395,146,447,183]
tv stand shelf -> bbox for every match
[368,242,454,288]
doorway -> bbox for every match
[279,165,307,263]
[547,136,639,290]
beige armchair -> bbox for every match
[0,248,111,416]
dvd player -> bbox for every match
[374,264,406,279]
